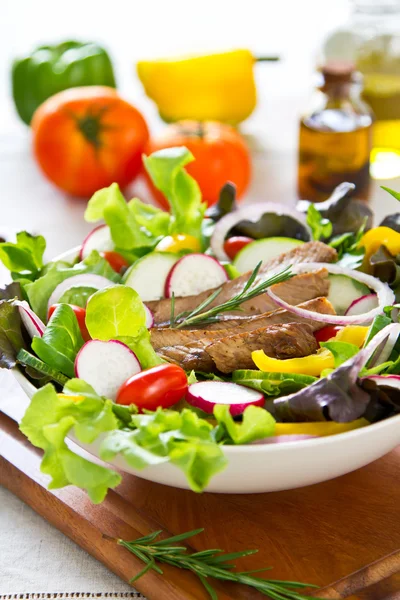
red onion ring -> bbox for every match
[266,262,395,325]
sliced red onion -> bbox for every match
[267,262,395,326]
[210,203,310,262]
[360,374,400,390]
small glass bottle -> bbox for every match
[298,62,373,202]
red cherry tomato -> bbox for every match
[116,364,188,411]
[223,236,253,260]
[314,325,343,344]
[100,250,129,273]
[48,304,90,341]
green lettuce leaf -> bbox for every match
[320,341,360,367]
[381,186,400,202]
[85,285,160,368]
[0,231,46,278]
[0,300,27,368]
[213,405,275,445]
[307,204,333,241]
[24,251,120,320]
[101,408,227,492]
[32,304,84,377]
[232,370,317,396]
[143,147,207,240]
[85,183,168,250]
[58,286,98,308]
[20,383,121,502]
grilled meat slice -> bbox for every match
[157,345,216,373]
[150,264,332,326]
[150,297,335,349]
[205,323,318,374]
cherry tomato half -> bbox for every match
[48,304,91,341]
[100,250,129,273]
[116,364,188,411]
[314,325,343,344]
[223,236,253,260]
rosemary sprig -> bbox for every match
[170,263,293,329]
[116,528,319,600]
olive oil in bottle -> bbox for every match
[298,62,373,202]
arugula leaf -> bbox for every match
[381,186,400,202]
[143,147,207,240]
[24,251,120,320]
[213,405,275,445]
[32,304,84,377]
[85,285,160,368]
[0,231,45,277]
[307,204,333,241]
[320,341,360,367]
[0,300,27,368]
[85,183,168,250]
[20,383,121,502]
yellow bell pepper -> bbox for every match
[252,348,335,377]
[275,419,368,437]
[137,49,258,125]
[155,234,201,253]
[58,394,85,403]
[331,325,368,347]
[359,226,400,267]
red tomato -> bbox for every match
[144,121,251,208]
[100,250,129,273]
[314,325,343,344]
[223,236,253,260]
[48,304,90,341]
[32,86,149,197]
[116,364,188,410]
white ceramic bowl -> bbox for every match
[9,248,400,494]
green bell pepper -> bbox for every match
[12,41,117,125]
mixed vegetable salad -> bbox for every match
[1,146,400,502]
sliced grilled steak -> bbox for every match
[150,262,332,326]
[205,323,318,374]
[157,345,216,373]
[150,297,335,349]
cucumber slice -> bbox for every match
[327,274,370,315]
[123,252,179,301]
[233,237,304,273]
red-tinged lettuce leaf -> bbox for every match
[0,281,23,301]
[269,324,400,423]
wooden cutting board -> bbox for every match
[1,384,400,600]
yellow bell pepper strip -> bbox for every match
[252,348,335,377]
[359,226,400,268]
[274,419,368,437]
[155,234,201,253]
[330,325,369,347]
[137,50,278,125]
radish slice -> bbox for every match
[361,374,400,390]
[47,274,112,312]
[345,294,379,317]
[74,339,141,400]
[211,203,311,262]
[123,252,179,301]
[266,262,395,326]
[165,254,228,298]
[144,305,154,329]
[79,225,114,260]
[186,381,264,416]
[16,301,45,337]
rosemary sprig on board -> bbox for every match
[170,262,293,329]
[117,528,319,600]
